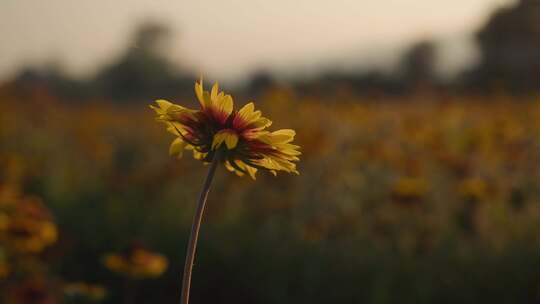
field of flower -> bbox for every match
[3,86,540,303]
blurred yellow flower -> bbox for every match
[103,246,168,279]
[2,219,57,253]
[150,80,300,179]
[0,196,57,253]
[391,177,428,203]
[458,177,489,201]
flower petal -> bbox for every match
[224,132,239,149]
[195,80,214,109]
[217,94,234,118]
[212,130,239,150]
[234,102,267,130]
[169,137,186,158]
[270,129,296,144]
[211,82,219,102]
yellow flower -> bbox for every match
[0,196,58,253]
[391,176,428,204]
[458,177,488,201]
[103,246,168,279]
[2,219,57,253]
[150,80,300,179]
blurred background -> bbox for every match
[3,0,540,303]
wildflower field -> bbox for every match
[3,87,540,303]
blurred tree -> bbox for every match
[472,0,540,91]
[95,21,191,102]
[400,40,437,88]
[8,62,88,101]
[246,70,276,95]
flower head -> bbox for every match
[0,195,57,253]
[151,80,300,179]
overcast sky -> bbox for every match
[0,0,515,83]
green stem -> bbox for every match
[180,152,220,304]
